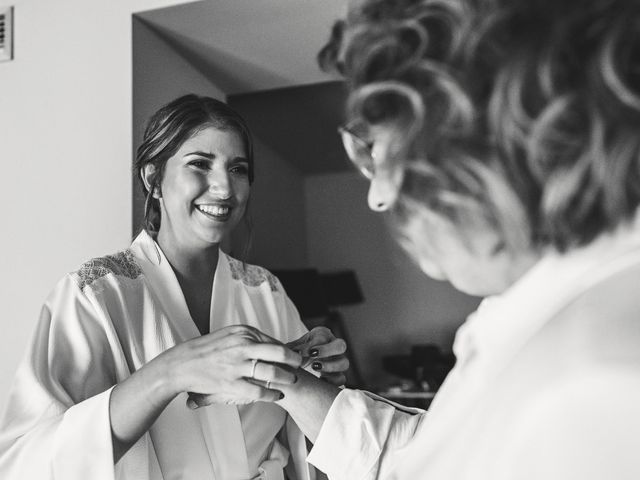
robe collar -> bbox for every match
[129,230,253,479]
[130,230,238,341]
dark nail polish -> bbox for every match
[278,392,285,400]
[312,361,323,371]
[310,348,319,357]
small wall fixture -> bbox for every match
[0,6,14,62]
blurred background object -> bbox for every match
[376,344,456,409]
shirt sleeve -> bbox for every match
[495,370,640,480]
[0,275,120,480]
[307,389,426,480]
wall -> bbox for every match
[227,96,308,269]
[245,138,308,268]
[0,0,192,414]
[131,16,226,235]
[305,172,482,388]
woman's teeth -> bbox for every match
[198,205,230,216]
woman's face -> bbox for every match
[155,126,250,252]
[361,127,537,296]
[399,208,538,297]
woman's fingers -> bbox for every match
[289,327,347,359]
[201,324,280,348]
[243,343,302,368]
[312,355,350,374]
[307,337,347,360]
[288,327,332,351]
[178,325,301,407]
[245,360,298,385]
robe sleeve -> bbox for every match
[0,275,120,480]
[307,389,426,480]
[273,275,309,341]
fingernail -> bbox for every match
[278,392,285,400]
[312,361,323,371]
[310,348,319,357]
[293,374,298,384]
[187,399,197,409]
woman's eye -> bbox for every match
[189,160,210,170]
[230,164,249,176]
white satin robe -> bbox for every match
[0,231,313,480]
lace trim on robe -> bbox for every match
[75,249,143,290]
[226,255,279,292]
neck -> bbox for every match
[156,231,220,283]
[492,249,542,296]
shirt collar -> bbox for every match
[453,212,640,373]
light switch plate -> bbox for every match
[0,6,14,62]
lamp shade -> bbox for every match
[271,268,329,318]
[320,270,364,307]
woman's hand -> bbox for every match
[287,326,349,386]
[167,324,302,407]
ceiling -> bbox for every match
[228,81,349,174]
[135,0,353,175]
[136,0,348,95]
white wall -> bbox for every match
[0,0,193,413]
[305,172,481,388]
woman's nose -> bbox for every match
[208,170,232,195]
[367,168,402,212]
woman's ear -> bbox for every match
[141,164,161,198]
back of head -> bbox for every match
[321,0,640,252]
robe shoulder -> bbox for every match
[225,254,279,292]
[73,249,143,290]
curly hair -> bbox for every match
[320,0,640,251]
[134,94,255,235]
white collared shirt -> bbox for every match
[309,217,640,479]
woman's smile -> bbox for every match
[196,203,232,221]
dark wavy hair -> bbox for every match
[320,0,640,252]
[134,94,255,235]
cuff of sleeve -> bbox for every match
[307,389,396,480]
[52,387,116,480]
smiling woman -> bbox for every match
[150,127,251,249]
[0,94,349,479]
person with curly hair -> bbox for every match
[272,1,640,478]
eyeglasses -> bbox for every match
[338,122,375,180]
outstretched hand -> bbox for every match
[287,326,349,386]
[170,324,301,409]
